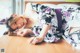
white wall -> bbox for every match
[0,0,12,37]
[0,0,12,20]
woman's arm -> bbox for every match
[17,29,34,37]
[39,24,51,38]
[30,24,51,44]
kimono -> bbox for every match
[58,4,80,48]
[30,3,64,43]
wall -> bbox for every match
[0,0,12,37]
[0,0,12,20]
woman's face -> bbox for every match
[10,17,26,30]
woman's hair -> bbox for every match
[4,15,16,35]
[6,14,27,32]
[6,16,16,32]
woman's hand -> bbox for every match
[17,29,33,37]
[30,24,51,44]
[30,36,44,45]
[17,29,28,36]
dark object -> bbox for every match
[77,7,80,10]
[0,19,7,24]
[1,48,5,52]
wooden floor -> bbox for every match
[0,35,80,53]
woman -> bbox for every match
[6,14,34,36]
[6,3,63,44]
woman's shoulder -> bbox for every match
[25,17,37,28]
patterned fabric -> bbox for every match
[31,3,63,43]
[63,6,80,48]
[25,3,80,48]
[30,3,80,47]
[64,28,80,47]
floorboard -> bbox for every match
[0,36,80,53]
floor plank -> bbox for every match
[0,36,80,53]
